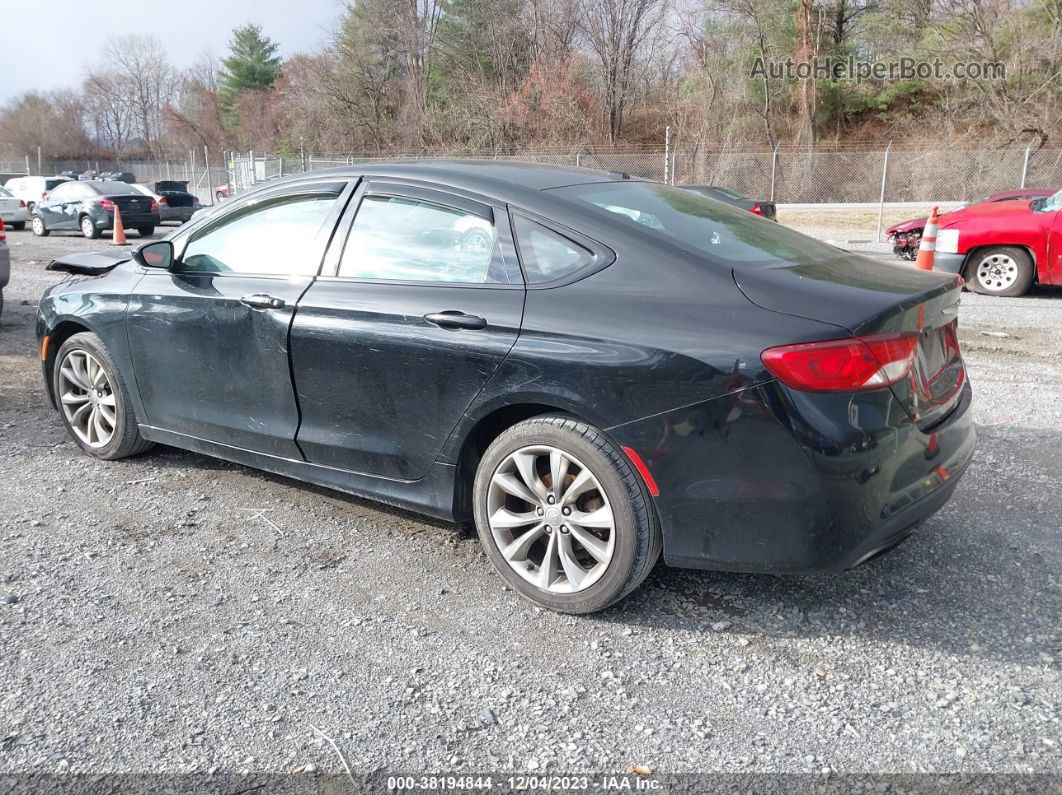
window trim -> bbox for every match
[320,179,524,289]
[507,209,615,289]
[154,179,355,280]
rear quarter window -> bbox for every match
[550,181,842,268]
[511,215,594,284]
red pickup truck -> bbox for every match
[929,188,1062,296]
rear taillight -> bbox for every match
[750,203,764,215]
[0,217,5,241]
[99,198,116,212]
[158,197,168,206]
[18,199,26,208]
[150,199,159,212]
[41,191,48,200]
[761,333,919,393]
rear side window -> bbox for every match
[180,192,339,276]
[550,181,842,267]
[511,216,593,284]
[338,194,507,284]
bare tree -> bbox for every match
[580,0,667,142]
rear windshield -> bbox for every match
[549,181,840,267]
[155,181,188,192]
[90,181,139,195]
[45,178,69,190]
[0,187,11,198]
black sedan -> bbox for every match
[35,162,974,613]
[681,184,777,220]
[32,180,159,239]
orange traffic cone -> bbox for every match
[111,205,127,246]
[914,206,939,270]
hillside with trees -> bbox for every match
[1,0,1059,163]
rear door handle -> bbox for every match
[423,311,487,330]
[240,294,286,310]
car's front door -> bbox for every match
[38,182,80,230]
[125,180,353,457]
[290,181,525,480]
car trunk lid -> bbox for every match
[111,193,153,216]
[735,254,966,428]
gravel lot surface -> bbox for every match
[0,230,1059,779]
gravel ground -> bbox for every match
[0,230,1059,780]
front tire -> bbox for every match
[53,332,154,460]
[31,215,48,237]
[472,414,660,614]
[965,246,1034,297]
[81,216,100,239]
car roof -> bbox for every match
[263,160,635,203]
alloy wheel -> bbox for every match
[32,216,44,235]
[81,217,95,238]
[486,445,616,594]
[58,350,117,448]
[976,253,1018,292]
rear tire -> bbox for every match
[10,221,25,231]
[31,215,48,237]
[965,246,1034,297]
[137,226,155,237]
[53,332,155,460]
[472,414,661,614]
[81,216,100,239]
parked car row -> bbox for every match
[31,180,159,239]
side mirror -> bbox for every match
[1030,198,1045,212]
[133,240,174,269]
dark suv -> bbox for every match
[31,180,159,238]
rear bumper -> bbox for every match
[609,378,975,574]
[159,206,195,223]
[1,208,29,224]
[92,211,160,229]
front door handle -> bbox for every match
[423,311,487,330]
[240,294,286,310]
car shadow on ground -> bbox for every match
[133,420,1060,669]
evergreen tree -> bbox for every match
[219,24,282,127]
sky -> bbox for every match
[0,0,344,103]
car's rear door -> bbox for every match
[290,180,525,480]
[125,179,353,457]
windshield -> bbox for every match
[0,187,11,198]
[550,181,841,266]
[1037,188,1062,214]
[91,181,139,195]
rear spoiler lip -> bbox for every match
[47,252,131,275]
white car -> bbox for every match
[0,186,29,230]
[3,175,72,213]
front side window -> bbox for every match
[338,195,504,284]
[511,216,594,283]
[180,192,338,276]
[47,183,75,203]
[550,181,844,267]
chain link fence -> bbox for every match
[223,145,1062,206]
[0,155,228,205]
[6,145,1060,213]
